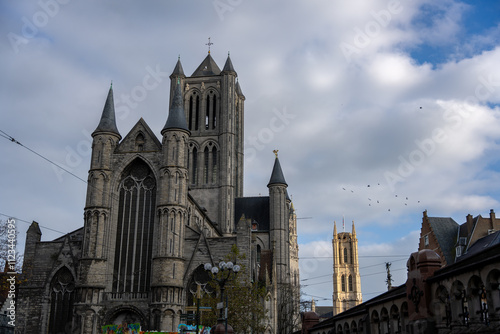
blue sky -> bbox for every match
[1,0,500,306]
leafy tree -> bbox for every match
[200,245,268,334]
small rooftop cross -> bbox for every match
[206,37,213,54]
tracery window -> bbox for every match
[113,159,156,293]
[48,267,75,334]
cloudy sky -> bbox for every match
[1,0,500,306]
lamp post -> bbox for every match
[204,261,240,334]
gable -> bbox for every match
[115,118,161,153]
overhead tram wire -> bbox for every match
[0,129,120,202]
[0,212,67,235]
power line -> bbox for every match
[0,213,67,235]
[0,129,88,185]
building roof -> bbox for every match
[268,156,288,187]
[234,196,270,231]
[235,81,245,99]
[93,85,121,138]
[457,230,500,262]
[222,54,236,74]
[428,216,458,264]
[162,80,189,133]
[191,54,221,77]
[170,57,185,78]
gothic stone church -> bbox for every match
[18,53,300,334]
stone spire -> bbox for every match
[162,79,189,134]
[334,221,337,236]
[92,84,121,138]
[170,56,185,79]
[268,150,288,187]
[222,52,236,74]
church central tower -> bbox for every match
[170,52,245,235]
[332,221,362,315]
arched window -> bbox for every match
[212,95,217,129]
[48,267,75,334]
[349,275,353,291]
[341,275,346,292]
[113,159,156,293]
[204,147,209,184]
[344,248,348,264]
[205,95,210,130]
[191,147,198,184]
[135,133,145,151]
[188,93,200,131]
[211,147,217,184]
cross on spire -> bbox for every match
[206,37,213,54]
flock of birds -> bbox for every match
[341,183,422,212]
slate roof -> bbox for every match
[162,80,189,133]
[428,217,458,265]
[93,86,121,138]
[191,54,221,77]
[268,157,287,187]
[170,57,185,78]
[234,196,270,231]
[222,54,236,73]
[457,230,500,262]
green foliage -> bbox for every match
[200,245,269,334]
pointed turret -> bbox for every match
[92,85,121,139]
[352,221,356,236]
[162,80,189,134]
[170,56,185,79]
[222,52,236,74]
[235,80,245,99]
[334,221,337,236]
[191,54,221,77]
[268,152,288,187]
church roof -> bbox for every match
[222,54,236,74]
[236,81,245,99]
[268,156,288,187]
[162,80,189,133]
[93,85,121,138]
[428,217,458,265]
[170,57,185,78]
[235,196,270,231]
[191,54,221,77]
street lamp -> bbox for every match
[204,261,240,334]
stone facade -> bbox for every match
[332,222,362,316]
[17,53,300,334]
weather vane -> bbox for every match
[206,37,213,54]
[273,149,279,158]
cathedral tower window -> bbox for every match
[349,275,353,291]
[204,147,209,184]
[205,95,210,130]
[190,147,198,184]
[188,93,200,131]
[341,275,346,292]
[344,248,348,264]
[212,147,218,184]
[113,159,156,293]
[48,267,75,334]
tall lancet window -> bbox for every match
[204,147,209,184]
[188,93,200,131]
[48,267,75,334]
[113,159,156,293]
[211,147,218,184]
